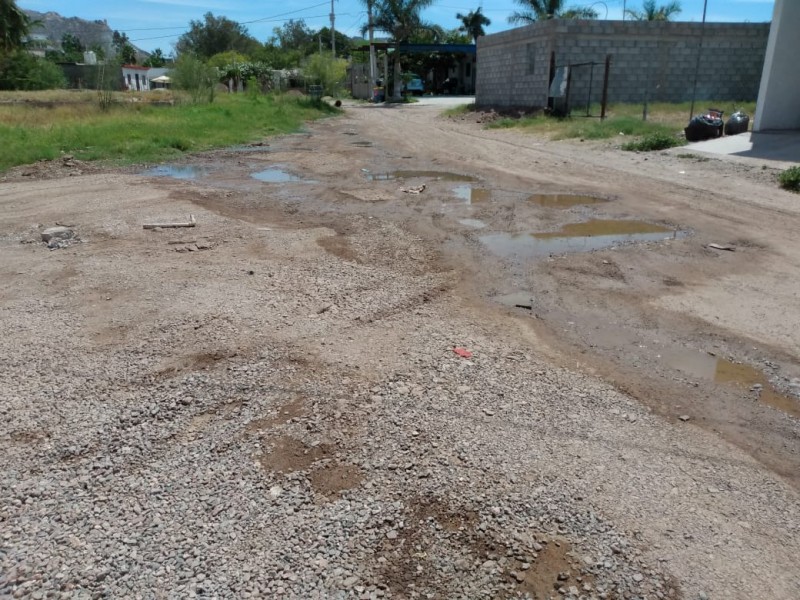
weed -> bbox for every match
[621,132,684,152]
[442,103,474,117]
[778,166,800,193]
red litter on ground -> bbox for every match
[453,347,472,359]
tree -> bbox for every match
[508,0,598,24]
[177,12,260,59]
[120,43,136,64]
[625,0,682,21]
[1,0,32,53]
[456,7,491,43]
[60,33,84,62]
[143,47,166,67]
[272,19,315,52]
[0,51,66,90]
[369,0,438,98]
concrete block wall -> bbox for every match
[477,20,770,109]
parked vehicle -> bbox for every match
[685,108,724,142]
[725,110,750,135]
[402,74,424,96]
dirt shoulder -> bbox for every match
[1,103,798,600]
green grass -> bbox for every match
[482,100,757,145]
[0,92,339,172]
[621,131,685,151]
[442,103,474,117]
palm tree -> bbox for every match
[625,0,682,21]
[456,7,491,43]
[509,0,599,25]
[1,0,33,53]
[369,0,437,98]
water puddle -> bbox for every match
[351,141,373,147]
[495,291,534,309]
[481,219,683,259]
[458,218,487,229]
[365,170,478,182]
[251,167,316,183]
[529,193,608,208]
[453,185,491,204]
[143,165,208,180]
[664,351,799,417]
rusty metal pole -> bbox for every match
[600,54,611,121]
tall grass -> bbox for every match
[483,100,757,142]
[0,92,338,172]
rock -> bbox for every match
[41,226,74,242]
[633,573,644,582]
[386,530,398,540]
[678,415,691,422]
[511,571,525,583]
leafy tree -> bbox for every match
[369,0,438,98]
[625,0,682,21]
[272,19,315,52]
[0,0,32,53]
[315,27,355,58]
[89,43,106,62]
[207,50,249,71]
[176,12,260,59]
[143,47,166,67]
[0,50,66,89]
[456,7,491,43]
[112,30,129,52]
[120,43,136,64]
[304,53,347,96]
[170,54,219,103]
[508,0,598,24]
[60,33,84,62]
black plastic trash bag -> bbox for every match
[725,111,750,136]
[685,109,724,142]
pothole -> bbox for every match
[481,219,685,259]
[528,193,608,207]
[453,185,491,204]
[143,165,209,180]
[365,170,478,182]
[663,351,799,416]
[251,167,316,183]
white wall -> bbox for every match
[754,0,800,131]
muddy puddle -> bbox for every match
[453,185,491,204]
[481,219,684,259]
[252,167,316,183]
[529,193,608,207]
[365,170,478,182]
[664,351,799,416]
[143,165,209,180]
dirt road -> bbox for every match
[1,102,798,599]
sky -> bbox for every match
[19,0,777,54]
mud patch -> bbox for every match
[317,233,361,263]
[309,461,364,497]
[258,435,331,474]
[664,351,800,417]
[528,193,608,208]
[154,350,237,377]
[247,397,308,432]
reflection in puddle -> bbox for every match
[143,165,208,180]
[529,193,607,207]
[365,170,478,182]
[453,185,491,204]
[252,167,315,183]
[664,351,799,416]
[481,220,683,258]
[458,218,487,229]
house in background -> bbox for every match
[121,66,170,91]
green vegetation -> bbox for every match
[0,92,338,172]
[778,166,800,193]
[621,131,684,151]
[442,103,474,117]
[303,53,348,97]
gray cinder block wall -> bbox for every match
[476,20,770,108]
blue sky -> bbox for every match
[19,0,776,53]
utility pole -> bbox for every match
[622,0,626,21]
[368,0,376,88]
[330,0,336,56]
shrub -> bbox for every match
[0,51,66,90]
[171,55,218,103]
[303,53,347,97]
[621,131,684,152]
[778,166,800,193]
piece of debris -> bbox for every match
[707,243,735,252]
[453,347,472,359]
[678,415,691,422]
[514,304,533,310]
[401,184,426,195]
[143,215,196,229]
[41,226,74,243]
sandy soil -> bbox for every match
[1,102,798,599]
